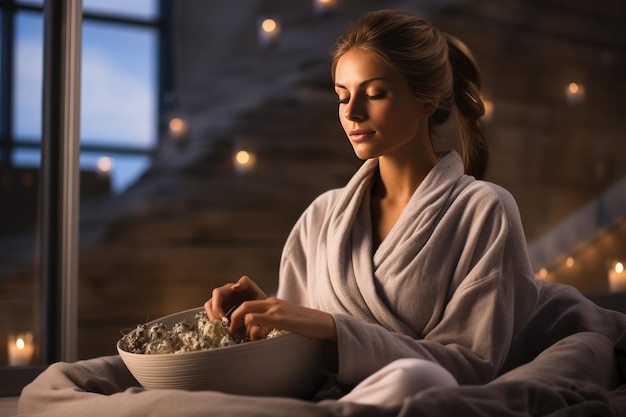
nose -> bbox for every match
[343,97,366,121]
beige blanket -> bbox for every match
[16,330,626,416]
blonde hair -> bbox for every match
[332,9,489,179]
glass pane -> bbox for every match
[14,11,43,142]
[15,0,43,6]
[18,0,158,20]
[0,147,41,368]
[83,0,159,20]
[79,152,151,194]
[81,21,158,149]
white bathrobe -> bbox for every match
[278,151,541,386]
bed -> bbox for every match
[14,285,626,417]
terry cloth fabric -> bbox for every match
[278,151,626,388]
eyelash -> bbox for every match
[337,94,385,104]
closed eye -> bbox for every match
[337,97,349,104]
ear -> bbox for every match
[423,101,438,117]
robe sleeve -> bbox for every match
[278,191,336,306]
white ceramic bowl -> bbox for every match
[117,307,327,399]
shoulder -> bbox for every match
[302,188,342,218]
[457,178,520,216]
[287,188,342,238]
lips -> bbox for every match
[348,129,375,142]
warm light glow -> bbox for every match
[8,332,34,366]
[169,117,188,138]
[536,268,548,280]
[261,18,277,33]
[96,156,114,175]
[234,150,256,172]
[258,18,281,47]
[566,256,575,268]
[482,99,494,121]
[565,82,585,106]
[314,0,337,15]
[235,150,251,165]
[609,260,626,293]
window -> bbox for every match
[0,0,168,396]
[12,1,162,192]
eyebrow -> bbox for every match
[334,77,388,89]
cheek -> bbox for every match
[338,110,350,131]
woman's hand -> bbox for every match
[228,297,337,342]
[204,276,267,322]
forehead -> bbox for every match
[334,48,396,85]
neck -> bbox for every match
[373,147,438,202]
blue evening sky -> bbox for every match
[13,0,158,193]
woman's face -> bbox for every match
[334,48,432,161]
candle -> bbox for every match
[8,332,35,366]
[608,260,626,293]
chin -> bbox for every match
[352,149,381,161]
[350,144,378,161]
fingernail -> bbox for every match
[231,283,240,290]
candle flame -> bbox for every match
[616,262,624,274]
[16,338,25,350]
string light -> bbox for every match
[259,18,281,47]
[234,150,256,173]
[565,82,585,106]
[96,156,114,176]
[169,117,188,140]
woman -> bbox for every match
[204,9,615,405]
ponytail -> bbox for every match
[445,34,489,179]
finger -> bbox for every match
[248,324,270,341]
[204,299,218,321]
[232,275,252,292]
[228,300,266,335]
[208,283,238,320]
[209,287,228,320]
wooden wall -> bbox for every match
[1,0,625,362]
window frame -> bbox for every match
[0,0,170,396]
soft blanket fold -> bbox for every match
[16,331,626,417]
